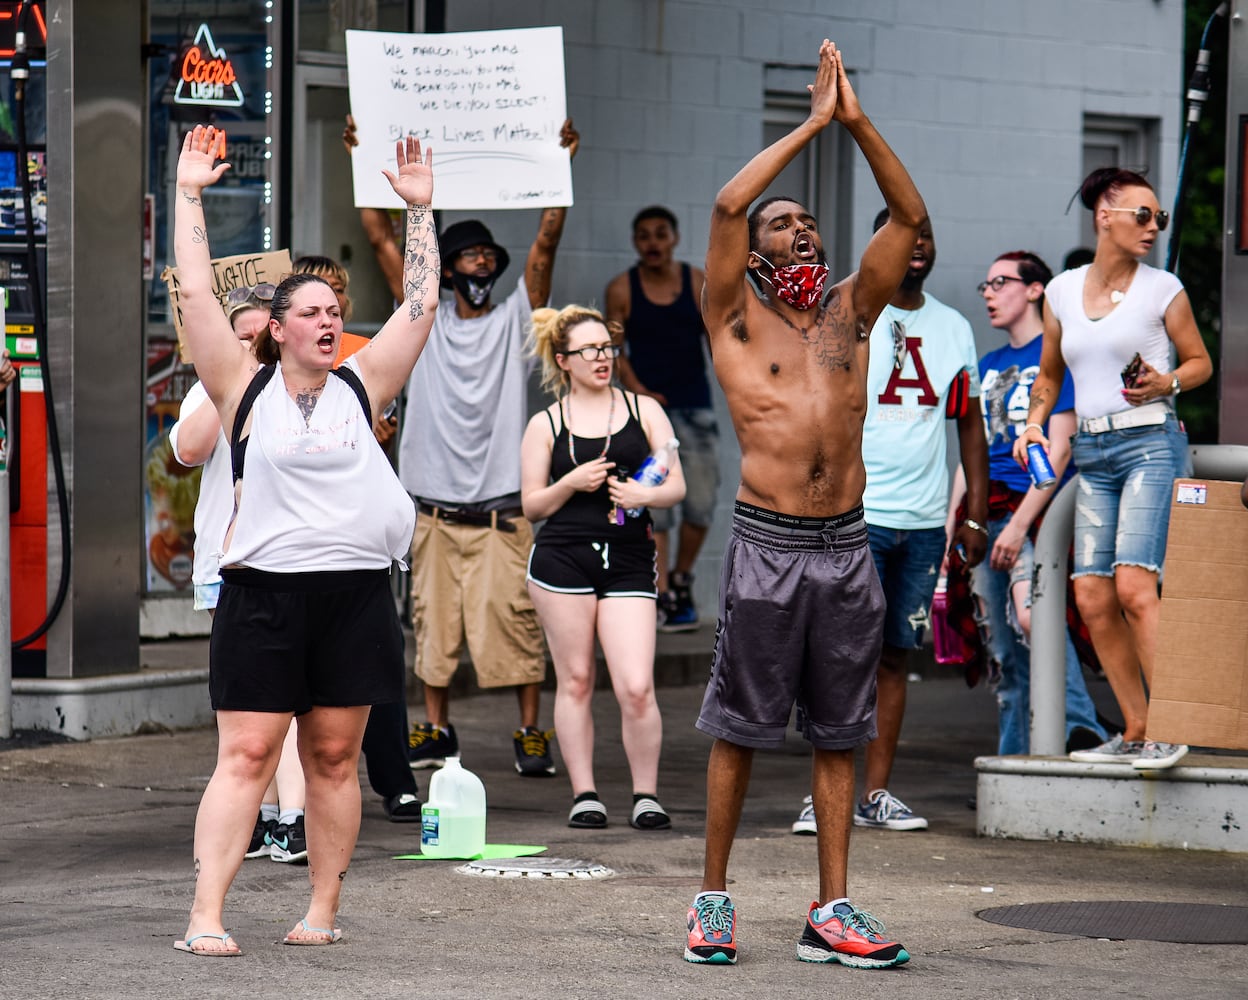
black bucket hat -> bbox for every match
[438,219,510,289]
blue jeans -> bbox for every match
[866,524,947,650]
[971,514,1105,755]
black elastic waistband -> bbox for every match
[733,500,865,532]
[221,567,389,592]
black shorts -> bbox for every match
[209,568,405,713]
[526,538,657,599]
[696,502,885,751]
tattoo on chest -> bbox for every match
[295,385,325,424]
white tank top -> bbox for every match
[220,358,415,572]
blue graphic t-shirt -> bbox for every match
[978,335,1076,493]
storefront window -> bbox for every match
[297,0,413,55]
[143,1,277,597]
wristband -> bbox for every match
[1024,422,1044,434]
[961,518,988,536]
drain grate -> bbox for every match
[978,901,1248,944]
[457,857,614,879]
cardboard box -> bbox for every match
[1148,479,1248,750]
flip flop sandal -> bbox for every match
[282,919,343,946]
[630,796,672,830]
[173,931,243,957]
[568,798,608,829]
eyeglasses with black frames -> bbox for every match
[563,343,623,362]
[976,275,1026,295]
[1107,206,1169,231]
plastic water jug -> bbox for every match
[420,756,487,858]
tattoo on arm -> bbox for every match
[404,205,434,323]
[191,225,207,245]
[181,190,202,207]
[1028,388,1050,417]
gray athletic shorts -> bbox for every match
[696,501,884,751]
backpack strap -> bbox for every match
[231,364,276,483]
[330,362,373,425]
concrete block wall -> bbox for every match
[438,0,1185,613]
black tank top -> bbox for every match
[624,264,711,409]
[538,389,653,543]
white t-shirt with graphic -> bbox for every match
[862,293,980,530]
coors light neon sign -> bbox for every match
[174,24,245,108]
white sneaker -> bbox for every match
[791,795,817,835]
[1068,733,1144,764]
[1132,740,1188,770]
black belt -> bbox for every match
[418,503,523,532]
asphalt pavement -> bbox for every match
[1,627,1245,999]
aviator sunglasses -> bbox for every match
[225,282,277,308]
[1106,206,1169,230]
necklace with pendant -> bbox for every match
[1093,263,1132,305]
[565,387,615,466]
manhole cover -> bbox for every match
[978,901,1248,944]
[457,857,614,879]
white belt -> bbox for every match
[1078,401,1170,435]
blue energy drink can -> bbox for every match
[1027,442,1057,490]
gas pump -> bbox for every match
[5,248,45,676]
[2,1,50,676]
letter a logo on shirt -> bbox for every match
[878,336,938,406]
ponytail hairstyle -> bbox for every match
[1079,166,1153,212]
[993,250,1053,309]
[528,304,622,397]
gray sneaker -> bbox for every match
[1132,740,1188,770]
[1068,733,1145,763]
[791,795,817,835]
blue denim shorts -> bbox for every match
[650,407,720,532]
[866,523,947,649]
[1069,415,1190,577]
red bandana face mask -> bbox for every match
[754,254,829,310]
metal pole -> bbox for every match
[1028,476,1076,757]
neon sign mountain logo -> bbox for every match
[174,23,245,108]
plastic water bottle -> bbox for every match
[625,437,680,518]
[420,756,487,858]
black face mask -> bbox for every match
[450,270,496,308]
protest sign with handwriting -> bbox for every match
[345,26,572,211]
[161,248,292,362]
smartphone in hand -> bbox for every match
[1121,352,1144,388]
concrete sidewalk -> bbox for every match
[1,650,1245,999]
